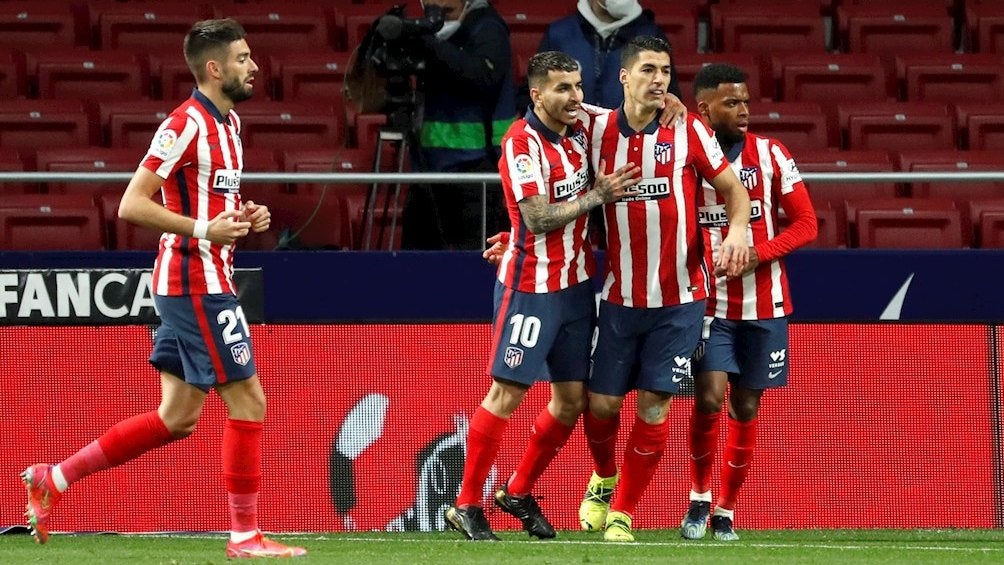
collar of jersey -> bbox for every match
[524,106,572,145]
[616,106,659,137]
[191,89,229,124]
[723,134,747,163]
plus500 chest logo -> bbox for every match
[553,168,589,200]
[622,177,671,202]
[698,199,763,227]
[213,169,241,193]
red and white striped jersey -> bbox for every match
[142,91,244,296]
[698,132,814,319]
[589,112,728,308]
[496,109,595,293]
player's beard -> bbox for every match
[222,76,254,104]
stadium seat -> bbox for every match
[282,147,373,192]
[977,211,1004,248]
[97,191,162,251]
[712,2,827,56]
[0,2,78,50]
[238,101,344,150]
[216,4,332,55]
[266,192,349,250]
[966,0,1004,54]
[0,50,26,100]
[836,2,955,57]
[774,53,893,123]
[838,102,955,151]
[0,147,30,195]
[352,113,388,152]
[796,149,898,207]
[509,30,541,84]
[895,149,1002,200]
[749,102,831,149]
[0,194,105,251]
[332,0,401,51]
[965,111,1004,150]
[91,1,210,51]
[780,201,845,248]
[234,147,284,206]
[0,99,96,152]
[35,49,151,105]
[899,54,1004,104]
[673,53,762,105]
[497,4,569,35]
[340,187,403,250]
[846,197,962,248]
[271,51,351,103]
[99,100,172,148]
[652,4,701,54]
[35,147,140,195]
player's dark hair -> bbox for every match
[621,36,673,69]
[527,51,581,88]
[184,19,247,82]
[693,63,748,98]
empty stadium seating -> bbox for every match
[90,1,210,52]
[846,197,963,248]
[35,147,139,194]
[271,52,351,103]
[836,2,956,58]
[0,2,78,50]
[749,102,831,149]
[35,49,151,105]
[215,4,331,56]
[0,194,104,251]
[977,211,1004,248]
[0,99,96,152]
[796,149,898,207]
[966,0,1004,53]
[838,102,955,151]
[899,54,1004,104]
[774,53,893,117]
[238,101,344,150]
[673,52,762,104]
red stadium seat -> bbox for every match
[0,147,30,195]
[0,2,78,50]
[846,197,962,248]
[966,111,1004,150]
[966,0,1004,54]
[217,4,332,55]
[673,53,762,105]
[238,101,344,150]
[271,52,351,103]
[796,149,898,207]
[780,201,845,248]
[839,102,955,151]
[497,4,569,35]
[899,54,1004,104]
[774,53,892,123]
[36,147,140,195]
[509,31,542,84]
[266,192,349,250]
[352,113,388,152]
[92,2,210,51]
[99,100,173,148]
[35,49,152,105]
[836,2,955,56]
[653,4,700,54]
[749,102,831,149]
[712,2,827,56]
[282,147,373,192]
[0,99,96,152]
[977,211,1004,248]
[0,194,105,250]
[97,191,162,251]
[895,149,1002,200]
[0,50,27,100]
[332,1,402,51]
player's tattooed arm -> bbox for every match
[517,161,642,234]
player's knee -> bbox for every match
[163,415,198,438]
[551,395,586,422]
[695,393,725,415]
[587,396,622,420]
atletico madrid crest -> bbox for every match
[504,346,524,369]
[739,166,759,191]
[231,342,251,366]
[654,142,673,165]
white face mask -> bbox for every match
[436,19,462,40]
[600,0,636,19]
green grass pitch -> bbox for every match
[1,529,1003,564]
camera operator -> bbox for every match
[401,0,517,250]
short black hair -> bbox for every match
[184,19,247,82]
[693,63,748,99]
[621,36,673,69]
[527,51,581,88]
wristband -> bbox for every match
[192,219,209,239]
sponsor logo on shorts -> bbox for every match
[768,369,783,380]
[231,342,251,366]
[504,346,524,369]
[767,348,786,377]
[672,355,690,380]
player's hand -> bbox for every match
[207,209,252,245]
[658,93,687,127]
[715,231,750,278]
[483,231,509,265]
[715,246,759,278]
[242,200,271,233]
[594,160,642,203]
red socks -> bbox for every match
[610,416,670,516]
[718,417,757,511]
[223,419,263,533]
[583,410,620,479]
[506,408,574,496]
[60,411,174,485]
[456,406,508,507]
[688,408,721,493]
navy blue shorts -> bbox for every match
[693,316,789,390]
[590,299,705,396]
[488,280,595,386]
[149,294,257,392]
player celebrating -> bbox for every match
[444,51,642,541]
[679,63,817,541]
[576,36,751,542]
[21,19,306,559]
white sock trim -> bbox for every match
[713,506,735,520]
[230,530,259,543]
[51,465,69,493]
[689,489,712,502]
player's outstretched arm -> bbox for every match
[518,161,641,234]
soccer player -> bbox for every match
[576,36,752,542]
[679,63,817,541]
[444,51,643,541]
[21,19,306,559]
